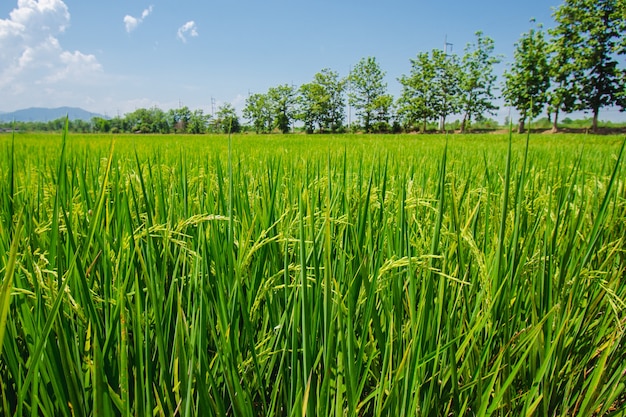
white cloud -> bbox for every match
[141,5,153,19]
[124,5,153,33]
[45,50,102,83]
[0,0,102,108]
[123,15,139,33]
[177,21,198,43]
[7,0,70,33]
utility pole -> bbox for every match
[444,34,453,55]
[440,35,454,131]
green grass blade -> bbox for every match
[0,215,22,355]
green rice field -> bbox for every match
[1,131,625,416]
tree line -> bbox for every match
[2,0,624,135]
[245,0,623,134]
[0,105,240,135]
[504,0,625,132]
[89,104,240,134]
[241,36,501,135]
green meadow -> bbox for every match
[1,132,625,416]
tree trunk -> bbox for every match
[592,108,599,132]
[518,118,525,134]
[460,113,468,133]
[551,108,559,133]
[422,119,427,133]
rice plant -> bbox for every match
[0,129,625,416]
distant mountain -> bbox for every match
[0,107,106,122]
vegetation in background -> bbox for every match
[297,68,346,133]
[550,0,626,131]
[348,57,394,133]
[502,21,551,133]
[213,103,241,134]
[397,51,439,132]
[546,11,579,133]
[243,85,298,134]
[268,85,298,134]
[243,92,273,134]
[458,32,501,133]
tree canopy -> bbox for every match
[502,22,551,133]
[298,69,346,133]
[348,57,393,132]
[459,32,501,133]
[550,0,626,131]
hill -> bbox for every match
[0,107,105,122]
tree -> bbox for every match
[297,69,346,133]
[431,49,462,132]
[109,116,125,133]
[459,31,501,133]
[92,117,111,133]
[168,106,192,133]
[243,93,272,133]
[397,52,438,132]
[502,22,551,133]
[125,108,144,132]
[149,107,170,133]
[297,82,322,133]
[125,107,169,133]
[188,109,209,134]
[551,0,626,131]
[268,84,297,133]
[370,94,395,132]
[348,57,393,132]
[547,18,580,132]
[214,103,240,133]
[72,119,91,133]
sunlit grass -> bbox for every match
[1,130,625,416]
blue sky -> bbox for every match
[1,0,622,122]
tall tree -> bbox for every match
[459,31,501,133]
[318,69,346,133]
[268,84,297,133]
[547,19,580,132]
[188,109,209,134]
[348,57,393,132]
[397,52,438,132]
[371,94,395,132]
[150,107,170,133]
[214,104,240,133]
[126,107,170,133]
[297,82,322,133]
[551,0,626,131]
[91,117,111,133]
[502,22,551,133]
[243,93,272,133]
[431,49,462,132]
[297,69,345,133]
[168,106,192,133]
